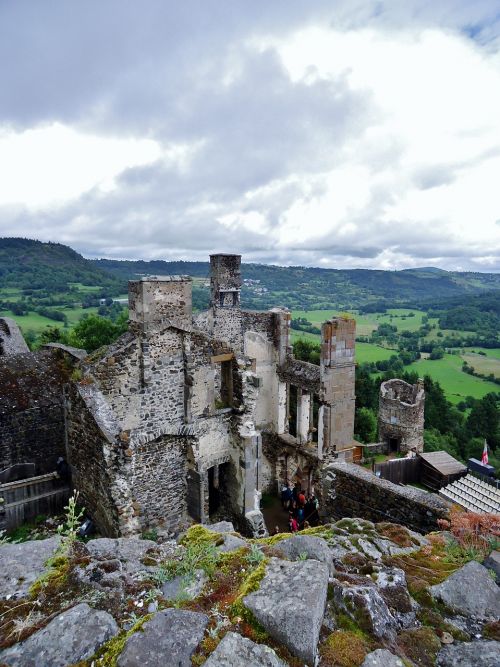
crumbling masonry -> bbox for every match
[63,254,357,537]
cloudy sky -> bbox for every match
[0,1,499,271]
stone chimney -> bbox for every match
[128,276,192,332]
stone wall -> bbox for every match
[0,349,72,474]
[132,435,189,533]
[322,462,449,533]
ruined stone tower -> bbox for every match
[319,317,356,461]
[209,254,243,350]
[378,378,425,454]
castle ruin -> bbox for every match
[64,253,356,536]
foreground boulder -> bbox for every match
[361,649,405,666]
[276,534,334,575]
[0,603,118,667]
[204,631,286,666]
[436,640,500,667]
[117,609,208,667]
[243,557,329,665]
[217,534,248,552]
[204,521,235,533]
[430,560,500,621]
[0,536,61,599]
[331,577,398,641]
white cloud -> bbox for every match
[0,123,162,208]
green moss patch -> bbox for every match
[319,630,369,667]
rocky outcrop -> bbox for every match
[117,609,208,667]
[1,518,498,667]
[430,560,500,621]
[0,603,118,667]
[244,557,329,665]
[203,632,287,666]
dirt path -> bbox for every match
[262,494,291,533]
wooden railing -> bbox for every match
[0,472,70,531]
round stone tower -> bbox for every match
[378,378,425,454]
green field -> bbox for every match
[0,287,23,301]
[0,307,99,334]
[406,354,499,403]
[67,283,102,293]
[461,352,500,379]
[462,347,500,360]
[293,308,440,337]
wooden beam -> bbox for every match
[211,353,234,363]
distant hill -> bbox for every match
[0,238,123,292]
[1,238,499,310]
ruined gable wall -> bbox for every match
[65,384,123,536]
[0,349,71,474]
[135,328,186,433]
[86,333,141,430]
[88,327,187,435]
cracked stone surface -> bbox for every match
[203,632,287,666]
[436,640,500,667]
[0,603,118,667]
[0,536,62,599]
[332,578,398,640]
[361,649,405,667]
[275,535,334,576]
[117,609,208,667]
[243,557,328,665]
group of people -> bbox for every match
[281,482,320,532]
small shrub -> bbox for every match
[246,544,265,565]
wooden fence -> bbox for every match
[0,472,70,531]
[374,457,421,485]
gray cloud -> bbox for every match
[0,0,499,270]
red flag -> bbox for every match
[481,440,489,466]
